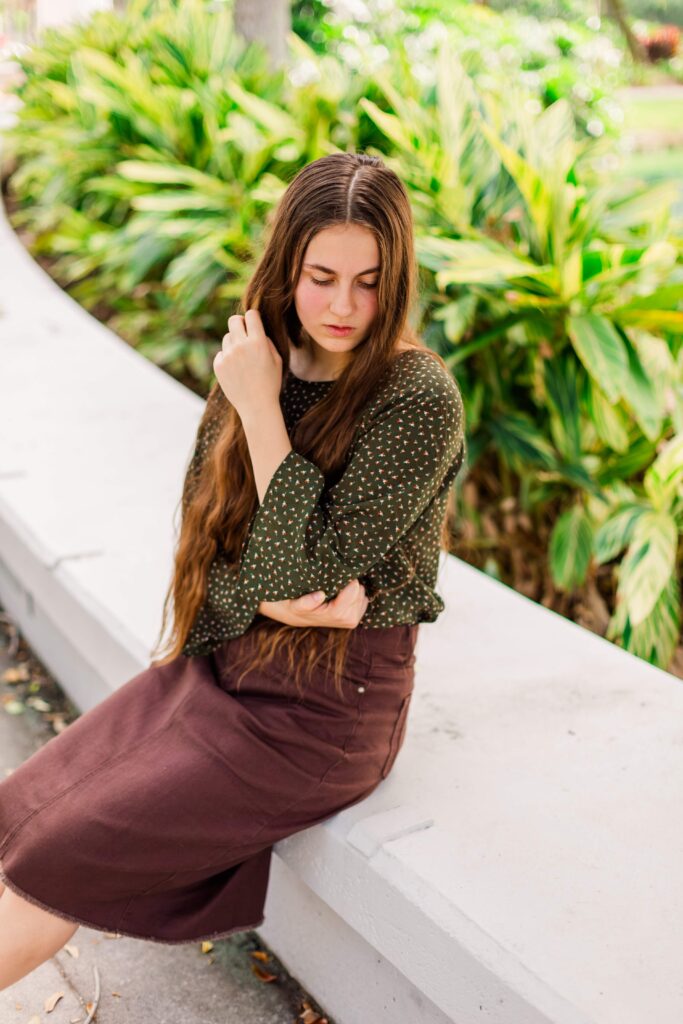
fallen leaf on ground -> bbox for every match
[2,697,25,715]
[299,1000,328,1023]
[2,665,29,683]
[251,963,278,982]
[63,944,79,957]
[45,990,65,1011]
[200,940,214,953]
[27,696,52,712]
[250,950,271,962]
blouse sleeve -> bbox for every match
[180,400,224,513]
[236,380,465,603]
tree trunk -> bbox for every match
[602,0,647,62]
[233,0,291,71]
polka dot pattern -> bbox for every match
[181,350,465,656]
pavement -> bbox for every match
[0,608,332,1024]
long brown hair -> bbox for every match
[150,152,457,697]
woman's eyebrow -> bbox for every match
[303,262,380,276]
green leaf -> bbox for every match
[137,337,188,364]
[550,504,593,590]
[225,79,301,140]
[116,160,232,196]
[358,97,414,151]
[593,503,644,564]
[598,434,660,486]
[615,309,683,332]
[544,352,582,461]
[488,412,558,471]
[475,111,554,259]
[617,510,678,626]
[567,314,629,405]
[432,294,478,344]
[586,378,630,453]
[185,343,214,381]
[601,180,681,233]
[607,572,681,670]
[617,330,663,442]
[643,434,683,510]
[614,282,683,313]
[417,235,553,289]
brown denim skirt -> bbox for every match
[0,620,418,945]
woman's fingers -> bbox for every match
[288,580,367,628]
[318,580,367,627]
[295,590,326,608]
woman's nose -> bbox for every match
[329,287,354,315]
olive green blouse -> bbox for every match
[181,349,466,657]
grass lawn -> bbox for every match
[619,95,683,134]
[619,148,683,216]
[616,90,683,217]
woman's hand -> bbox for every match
[214,308,282,421]
[258,579,370,629]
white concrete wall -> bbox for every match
[1,142,682,1023]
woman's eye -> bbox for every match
[311,277,377,289]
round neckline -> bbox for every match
[286,369,336,385]
[285,349,416,386]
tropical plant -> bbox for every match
[360,43,683,668]
[294,0,627,134]
[2,0,366,381]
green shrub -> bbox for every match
[359,46,683,668]
[294,0,626,136]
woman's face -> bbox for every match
[293,223,380,369]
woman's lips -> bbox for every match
[325,324,354,335]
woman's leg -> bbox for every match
[0,887,78,991]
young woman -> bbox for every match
[0,151,466,989]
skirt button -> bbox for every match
[357,685,365,693]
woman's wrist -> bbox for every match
[240,403,293,504]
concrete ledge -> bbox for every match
[2,174,682,1024]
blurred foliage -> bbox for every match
[2,0,683,670]
[486,0,683,24]
[621,0,683,27]
[294,0,630,134]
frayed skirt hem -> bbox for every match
[0,859,265,946]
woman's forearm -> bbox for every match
[241,401,296,624]
[240,402,293,504]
